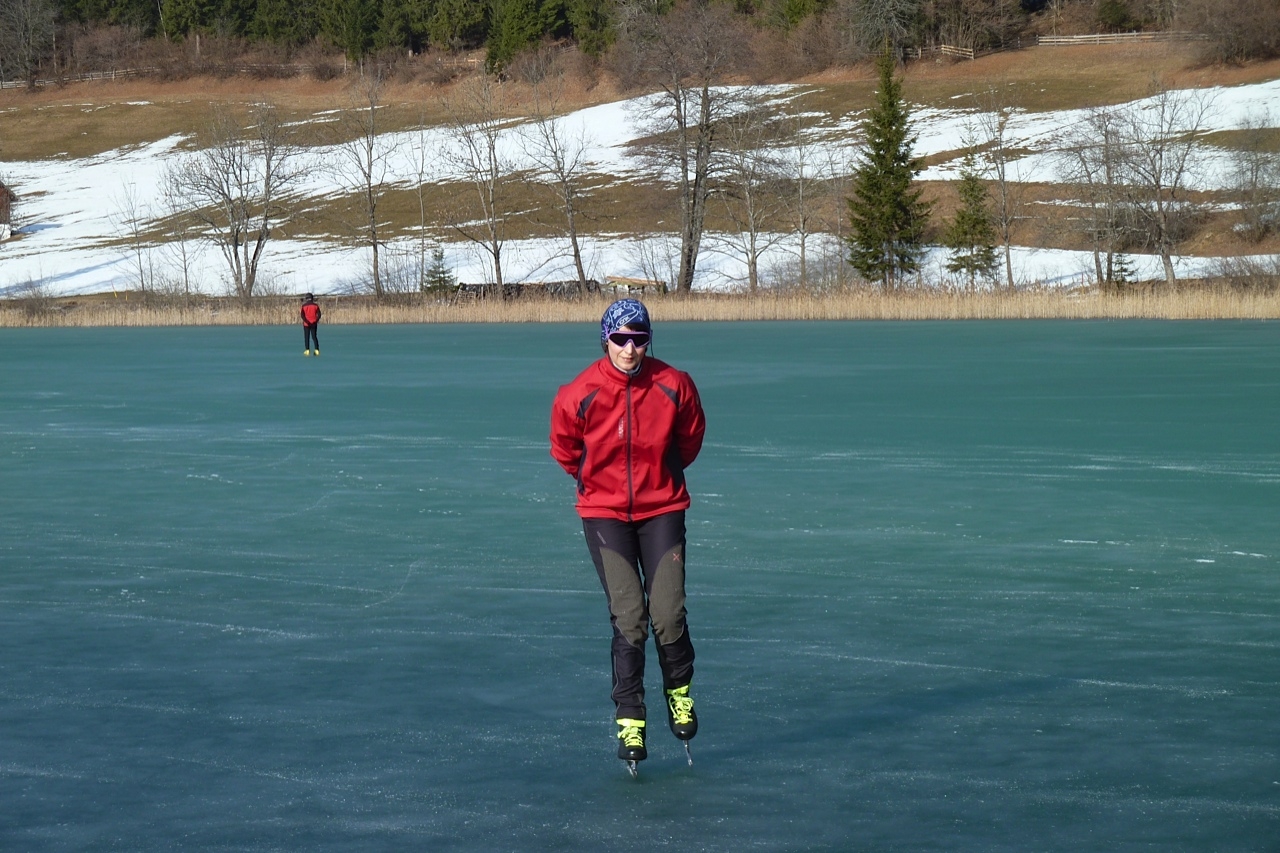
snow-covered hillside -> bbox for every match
[3,79,1280,297]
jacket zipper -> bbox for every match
[624,376,634,521]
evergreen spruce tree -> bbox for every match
[375,0,429,53]
[566,0,613,57]
[944,153,998,288]
[1110,252,1135,286]
[846,50,930,290]
[321,0,379,61]
[161,0,216,37]
[252,0,320,46]
[424,244,455,293]
[485,0,543,72]
[428,0,488,51]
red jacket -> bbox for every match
[551,356,706,521]
[301,302,321,326]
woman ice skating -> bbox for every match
[549,298,707,774]
[301,293,321,356]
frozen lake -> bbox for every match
[2,320,1278,850]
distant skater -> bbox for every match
[550,298,707,773]
[301,293,321,356]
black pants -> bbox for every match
[304,324,319,351]
[582,511,695,720]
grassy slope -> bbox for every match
[3,44,1280,259]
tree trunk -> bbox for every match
[678,84,715,294]
[568,214,587,286]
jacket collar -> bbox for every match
[596,355,649,385]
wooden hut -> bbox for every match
[604,276,667,296]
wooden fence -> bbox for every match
[1036,31,1207,46]
[910,43,1006,61]
[907,30,1203,63]
[0,67,152,89]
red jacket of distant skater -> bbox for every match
[301,302,321,326]
[550,356,706,521]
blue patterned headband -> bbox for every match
[600,299,651,345]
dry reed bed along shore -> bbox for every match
[4,290,1280,328]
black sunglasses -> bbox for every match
[608,330,651,349]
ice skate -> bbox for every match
[617,718,646,776]
[665,684,697,740]
[665,684,697,765]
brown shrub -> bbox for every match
[293,40,344,81]
[403,51,472,86]
[751,17,839,81]
[1185,0,1280,63]
[64,24,147,75]
[1211,256,1280,291]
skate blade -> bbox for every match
[684,741,693,767]
[625,760,639,778]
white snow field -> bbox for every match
[2,79,1280,297]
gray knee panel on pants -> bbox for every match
[600,547,648,646]
[647,545,688,646]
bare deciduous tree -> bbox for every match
[1046,0,1066,35]
[628,234,680,293]
[521,78,597,288]
[1139,0,1180,30]
[717,96,787,292]
[970,86,1025,289]
[1186,0,1280,63]
[619,0,751,293]
[929,0,1023,51]
[0,0,56,87]
[407,114,447,294]
[835,0,919,60]
[777,114,827,289]
[160,165,199,297]
[0,175,16,242]
[332,72,398,297]
[442,74,517,290]
[1115,82,1214,284]
[1230,109,1280,243]
[1060,106,1131,286]
[170,104,302,300]
[111,181,156,294]
[820,142,859,287]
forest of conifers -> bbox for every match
[3,0,1278,84]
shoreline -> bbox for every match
[3,288,1279,327]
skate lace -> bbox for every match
[668,692,695,725]
[620,724,645,748]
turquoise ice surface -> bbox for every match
[2,321,1277,850]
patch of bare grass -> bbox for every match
[296,175,691,245]
[1200,127,1280,153]
[0,101,202,160]
[903,43,1209,112]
